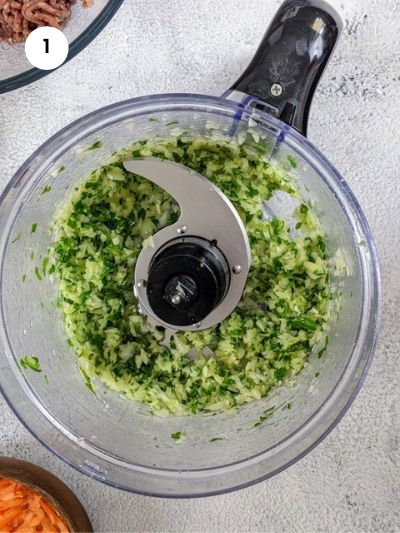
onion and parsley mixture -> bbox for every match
[52,137,331,415]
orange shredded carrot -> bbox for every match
[0,498,25,510]
[0,477,71,532]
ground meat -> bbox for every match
[0,0,93,44]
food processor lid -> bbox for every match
[123,158,251,335]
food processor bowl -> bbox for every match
[0,0,123,94]
[0,94,381,497]
[0,1,381,497]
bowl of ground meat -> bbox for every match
[0,0,123,93]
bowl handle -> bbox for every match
[227,0,342,136]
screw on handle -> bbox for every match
[229,0,342,137]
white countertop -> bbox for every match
[0,0,399,531]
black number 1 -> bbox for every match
[43,38,49,53]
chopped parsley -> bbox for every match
[42,256,49,275]
[251,415,269,428]
[20,356,42,372]
[210,437,224,442]
[31,223,38,234]
[287,154,297,168]
[80,367,95,393]
[170,431,186,442]
[250,406,275,428]
[289,316,317,332]
[34,266,42,281]
[85,140,102,152]
[317,336,329,358]
[52,137,331,415]
[275,367,286,380]
[41,185,52,195]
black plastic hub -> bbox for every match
[146,237,230,327]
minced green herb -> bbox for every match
[34,266,42,281]
[42,256,49,275]
[251,415,269,428]
[86,140,102,152]
[289,316,317,332]
[287,154,297,168]
[80,367,95,393]
[170,431,186,442]
[51,137,331,415]
[22,274,27,283]
[41,185,52,195]
[317,336,329,358]
[44,374,49,384]
[251,406,275,428]
[11,234,21,244]
[31,223,37,234]
[20,356,42,372]
[264,407,275,415]
[210,437,224,442]
[253,417,267,428]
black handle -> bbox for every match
[229,0,342,136]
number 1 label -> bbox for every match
[25,28,68,70]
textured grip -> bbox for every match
[230,0,342,136]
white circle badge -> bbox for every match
[25,27,69,70]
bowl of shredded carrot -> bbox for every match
[0,457,92,532]
[0,0,124,93]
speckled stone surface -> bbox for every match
[0,0,399,531]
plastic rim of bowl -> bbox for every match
[0,0,124,95]
[0,94,382,497]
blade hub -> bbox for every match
[147,237,229,327]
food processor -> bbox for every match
[0,0,123,94]
[0,0,381,497]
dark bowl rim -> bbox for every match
[0,456,93,531]
[0,0,124,94]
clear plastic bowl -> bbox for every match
[0,94,381,497]
[0,0,123,94]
